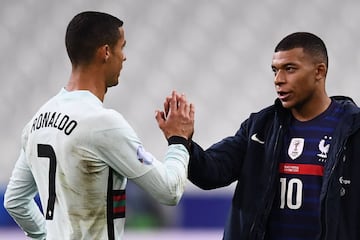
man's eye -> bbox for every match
[286,67,295,72]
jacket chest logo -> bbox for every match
[288,138,304,160]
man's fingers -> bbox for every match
[163,91,178,116]
[189,103,195,120]
[175,93,188,113]
[157,90,195,140]
[163,100,169,117]
[155,110,165,125]
[169,91,177,111]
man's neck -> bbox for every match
[291,96,331,122]
[66,66,106,102]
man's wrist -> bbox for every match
[167,136,191,152]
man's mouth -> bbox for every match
[277,91,291,101]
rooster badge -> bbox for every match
[317,136,331,160]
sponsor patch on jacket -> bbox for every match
[137,145,154,165]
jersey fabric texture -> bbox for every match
[188,96,360,240]
[267,101,342,239]
[4,89,189,240]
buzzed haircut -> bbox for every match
[65,11,124,66]
[275,32,328,68]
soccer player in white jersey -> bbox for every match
[4,11,195,240]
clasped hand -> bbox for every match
[155,90,195,140]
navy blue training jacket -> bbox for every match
[188,96,360,240]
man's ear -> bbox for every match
[315,63,327,81]
[104,45,111,62]
[96,45,110,63]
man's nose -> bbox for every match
[274,70,285,85]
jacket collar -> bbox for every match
[330,96,360,133]
[273,96,360,129]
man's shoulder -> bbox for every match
[249,100,282,119]
[331,96,360,114]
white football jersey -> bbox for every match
[4,89,189,240]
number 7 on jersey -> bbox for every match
[37,144,57,220]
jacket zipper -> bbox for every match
[250,124,283,239]
[320,138,347,239]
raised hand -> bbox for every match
[155,90,195,140]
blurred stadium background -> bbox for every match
[1,0,360,239]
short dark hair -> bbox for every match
[65,11,124,66]
[275,32,328,68]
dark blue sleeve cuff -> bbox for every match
[167,136,191,152]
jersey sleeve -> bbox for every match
[93,124,154,178]
[131,144,189,205]
[4,148,46,240]
[92,112,189,204]
[92,111,168,178]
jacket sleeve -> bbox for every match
[188,119,249,190]
[4,149,46,240]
